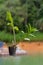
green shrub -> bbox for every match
[0,31,13,43]
[0,31,43,44]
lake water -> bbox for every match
[0,57,3,65]
[0,55,43,65]
[0,56,22,65]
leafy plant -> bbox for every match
[26,23,38,33]
[6,11,19,44]
[24,23,38,41]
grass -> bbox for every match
[16,31,43,42]
[28,32,43,41]
[1,55,43,65]
[0,31,43,43]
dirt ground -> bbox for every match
[18,41,43,55]
[4,41,43,55]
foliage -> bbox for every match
[26,23,38,33]
[0,0,43,32]
[6,11,19,31]
[0,31,13,43]
[0,31,43,43]
[0,0,43,43]
[6,11,19,44]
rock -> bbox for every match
[15,45,27,55]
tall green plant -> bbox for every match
[6,11,19,44]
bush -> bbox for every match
[0,31,13,43]
[0,31,43,44]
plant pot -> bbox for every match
[8,45,16,56]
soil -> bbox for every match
[4,41,43,55]
[18,41,43,55]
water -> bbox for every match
[0,56,21,65]
[0,57,3,65]
[0,56,28,65]
[0,55,43,65]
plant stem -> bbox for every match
[13,28,16,45]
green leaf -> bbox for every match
[6,11,13,23]
[14,26,19,31]
[31,27,38,32]
[7,23,11,26]
[28,23,32,33]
